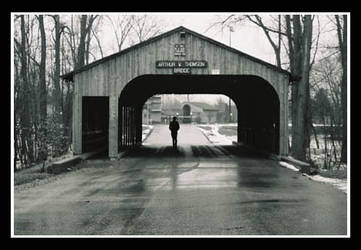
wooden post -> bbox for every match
[72,83,82,155]
[136,106,142,145]
[109,95,118,159]
[279,75,289,156]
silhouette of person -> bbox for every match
[169,116,180,148]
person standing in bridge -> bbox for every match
[169,116,180,148]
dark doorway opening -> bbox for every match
[82,97,109,154]
[182,104,191,123]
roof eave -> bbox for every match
[60,26,296,82]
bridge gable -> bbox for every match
[68,26,290,99]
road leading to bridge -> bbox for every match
[14,124,347,236]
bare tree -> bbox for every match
[206,14,286,68]
[285,15,314,162]
[245,15,284,68]
[19,15,32,165]
[37,15,47,123]
[37,15,48,167]
[106,15,133,52]
[129,15,163,44]
[50,15,64,117]
[335,15,347,164]
[76,14,98,69]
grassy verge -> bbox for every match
[218,126,237,137]
[14,155,84,186]
[14,162,49,185]
[197,125,213,131]
[317,168,347,179]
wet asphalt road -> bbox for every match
[14,125,347,236]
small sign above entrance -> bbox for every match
[174,44,186,56]
[156,60,208,68]
[173,67,191,74]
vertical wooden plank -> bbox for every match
[280,74,289,155]
[72,74,82,154]
[236,54,241,74]
[244,57,250,75]
[126,107,129,147]
[125,107,128,146]
[96,65,101,96]
[108,95,118,159]
[117,56,122,96]
[88,67,93,95]
[84,70,90,96]
[239,56,244,75]
[126,52,131,84]
[115,57,120,96]
[90,67,94,95]
[108,60,113,95]
[121,105,124,148]
[100,63,105,96]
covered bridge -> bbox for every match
[61,26,295,159]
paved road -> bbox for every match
[14,124,347,236]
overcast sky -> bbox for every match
[98,12,339,104]
[98,12,340,65]
[100,13,277,65]
[99,13,284,104]
[158,13,276,63]
[16,12,341,105]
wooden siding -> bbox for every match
[75,31,287,98]
[72,29,290,157]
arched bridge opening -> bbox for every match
[117,74,280,154]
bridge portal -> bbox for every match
[61,26,294,159]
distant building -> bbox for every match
[181,102,220,124]
[142,95,162,124]
[161,101,237,124]
[161,108,182,124]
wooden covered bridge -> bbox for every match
[61,26,295,159]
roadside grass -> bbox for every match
[213,124,346,180]
[317,168,347,179]
[14,161,82,186]
[218,126,237,137]
[196,125,213,131]
[15,126,155,188]
[14,161,52,186]
[14,172,53,186]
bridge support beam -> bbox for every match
[109,95,119,159]
[72,92,82,155]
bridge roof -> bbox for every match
[61,26,296,82]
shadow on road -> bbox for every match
[123,145,185,158]
[121,144,270,159]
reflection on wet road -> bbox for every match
[14,125,347,236]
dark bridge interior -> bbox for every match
[81,74,280,155]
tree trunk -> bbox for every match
[286,15,313,162]
[296,15,313,162]
[336,15,347,164]
[38,15,48,162]
[77,15,98,69]
[19,15,32,165]
[76,15,88,70]
[38,15,47,123]
[53,15,62,117]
